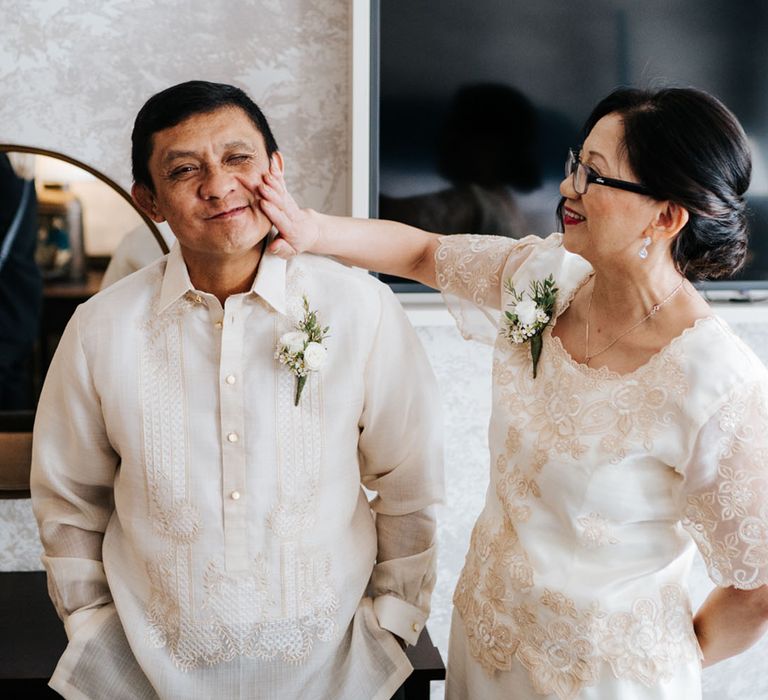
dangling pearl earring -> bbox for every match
[638,236,652,260]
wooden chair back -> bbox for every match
[0,411,34,499]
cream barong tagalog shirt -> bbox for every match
[31,244,444,700]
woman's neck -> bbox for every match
[588,258,686,323]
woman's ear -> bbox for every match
[132,184,165,223]
[652,201,690,240]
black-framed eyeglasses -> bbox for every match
[565,148,651,196]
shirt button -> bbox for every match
[225,374,236,385]
[194,294,203,304]
[230,490,241,500]
[411,622,420,633]
[214,320,223,329]
[227,432,239,443]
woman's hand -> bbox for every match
[694,584,768,667]
[257,158,439,285]
[258,157,321,258]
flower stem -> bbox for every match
[531,334,543,378]
[294,375,307,406]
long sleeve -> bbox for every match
[30,306,119,638]
[358,284,444,645]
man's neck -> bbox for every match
[181,242,266,306]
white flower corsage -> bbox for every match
[502,274,557,378]
[275,296,329,405]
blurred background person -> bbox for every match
[0,152,42,410]
[379,83,541,237]
[100,222,174,289]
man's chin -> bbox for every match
[212,218,270,246]
[180,232,269,260]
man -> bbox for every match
[31,81,443,700]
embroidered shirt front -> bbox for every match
[31,245,443,700]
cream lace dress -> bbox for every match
[436,233,768,700]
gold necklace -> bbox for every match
[584,277,685,363]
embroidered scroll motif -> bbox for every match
[141,280,339,671]
[147,554,336,669]
[265,267,339,655]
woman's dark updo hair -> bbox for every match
[561,87,752,280]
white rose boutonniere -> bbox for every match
[303,342,327,371]
[275,296,330,405]
[502,274,558,378]
[280,331,309,354]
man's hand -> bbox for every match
[258,157,321,258]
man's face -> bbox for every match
[134,106,282,260]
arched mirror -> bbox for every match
[0,145,170,434]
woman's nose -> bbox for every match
[559,174,579,199]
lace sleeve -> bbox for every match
[434,233,544,345]
[681,380,768,589]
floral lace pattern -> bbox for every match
[458,328,701,695]
[453,515,533,672]
[577,513,619,549]
[515,335,690,464]
[455,568,699,700]
[682,381,768,589]
[435,234,519,309]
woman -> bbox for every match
[258,88,768,699]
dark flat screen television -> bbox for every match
[374,0,768,295]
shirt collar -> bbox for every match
[251,244,287,316]
[157,242,194,313]
[156,237,287,316]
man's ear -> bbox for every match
[651,201,689,240]
[270,151,285,176]
[132,183,165,223]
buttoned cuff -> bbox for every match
[373,594,427,646]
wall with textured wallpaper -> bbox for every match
[0,0,350,213]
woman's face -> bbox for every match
[559,113,660,268]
